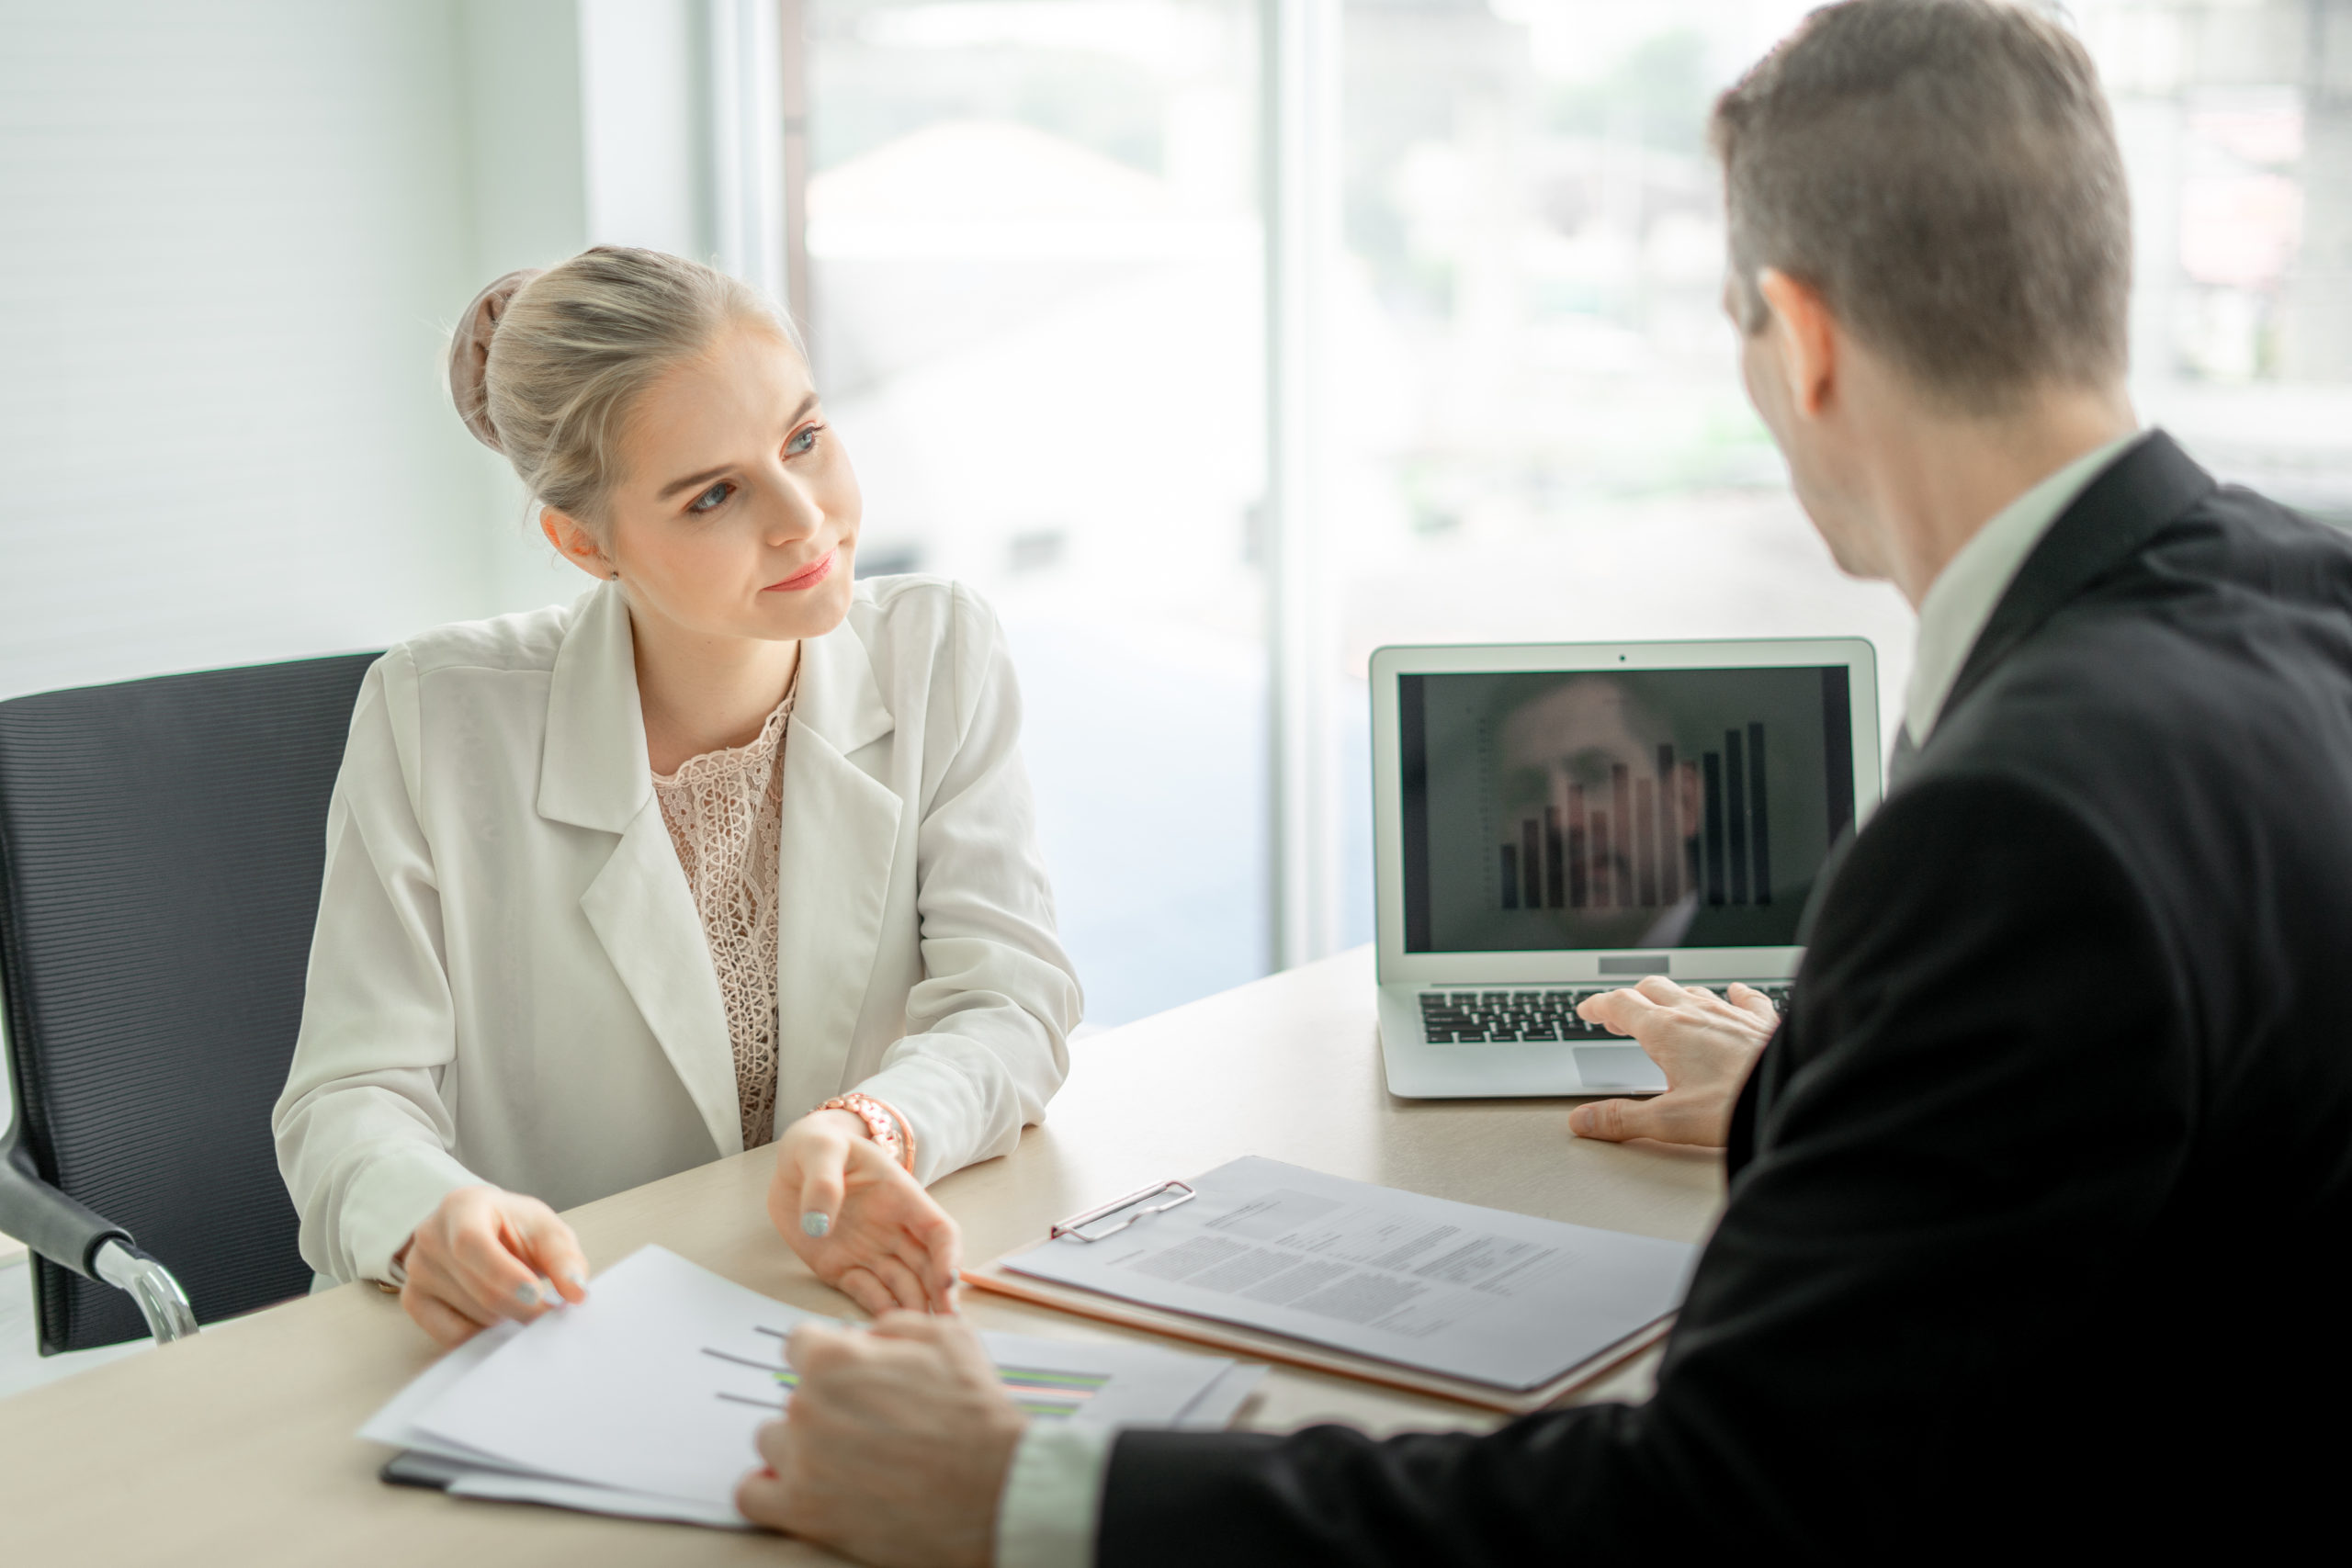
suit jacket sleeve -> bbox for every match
[1099,773,2194,1563]
[854,583,1082,1183]
[270,649,480,1284]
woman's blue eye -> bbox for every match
[786,425,820,456]
[690,481,730,513]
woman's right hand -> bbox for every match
[395,1185,590,1347]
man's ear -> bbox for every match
[1757,268,1838,420]
[541,508,615,580]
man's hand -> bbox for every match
[395,1185,589,1347]
[1569,976,1779,1147]
[736,1312,1027,1567]
[769,1111,962,1316]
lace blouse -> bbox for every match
[652,684,796,1151]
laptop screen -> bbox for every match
[1397,666,1856,953]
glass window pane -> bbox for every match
[1333,0,1900,946]
[2078,0,2352,517]
[807,0,1269,1021]
[1334,0,2352,944]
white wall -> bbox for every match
[0,2,501,699]
[0,0,778,702]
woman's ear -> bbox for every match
[541,508,617,580]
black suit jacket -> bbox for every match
[1097,434,2352,1561]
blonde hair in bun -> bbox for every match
[445,246,801,541]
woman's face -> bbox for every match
[554,320,860,645]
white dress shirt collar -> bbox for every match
[1903,431,2145,745]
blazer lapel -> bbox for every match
[540,582,743,1158]
[771,617,902,1126]
[582,806,743,1156]
[1933,432,2216,735]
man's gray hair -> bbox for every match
[1711,0,2132,413]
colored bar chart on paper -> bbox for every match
[705,1343,1113,1420]
[989,1367,1112,1419]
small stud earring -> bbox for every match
[609,570,620,580]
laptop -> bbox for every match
[1370,637,1882,1099]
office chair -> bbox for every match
[0,652,377,1353]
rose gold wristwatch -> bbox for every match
[815,1091,916,1173]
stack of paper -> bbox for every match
[362,1246,1262,1529]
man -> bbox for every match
[737,2,2352,1560]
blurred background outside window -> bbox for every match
[1321,0,2352,963]
[800,0,1269,1024]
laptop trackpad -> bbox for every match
[1575,1045,1668,1091]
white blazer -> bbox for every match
[274,575,1081,1284]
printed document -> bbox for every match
[362,1246,1260,1528]
[1005,1156,1697,1390]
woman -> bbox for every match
[273,246,1080,1345]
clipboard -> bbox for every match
[964,1179,1679,1416]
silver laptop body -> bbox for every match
[1370,637,1883,1099]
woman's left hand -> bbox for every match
[768,1110,961,1316]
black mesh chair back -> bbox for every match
[0,653,377,1352]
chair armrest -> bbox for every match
[0,1141,130,1279]
[0,1141,197,1342]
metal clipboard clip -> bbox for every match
[1049,1179,1197,1243]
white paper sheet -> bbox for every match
[362,1245,1254,1529]
[1004,1156,1699,1391]
[404,1247,798,1509]
[358,1321,543,1474]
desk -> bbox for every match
[0,947,1724,1564]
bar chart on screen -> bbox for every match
[1498,722,1775,913]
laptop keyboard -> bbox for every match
[1418,985,1792,1044]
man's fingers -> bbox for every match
[917,1311,1000,1383]
[1725,981,1779,1021]
[785,1320,860,1376]
[1633,975,1685,1005]
[1577,986,1661,1033]
[735,1466,794,1533]
[1568,1096,1662,1143]
[865,1308,947,1344]
[796,1143,850,1242]
[866,1310,1001,1391]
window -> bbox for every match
[1320,0,2352,954]
[786,0,2352,1000]
[2079,0,2352,515]
[802,0,1270,1022]
[1326,0,1905,955]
